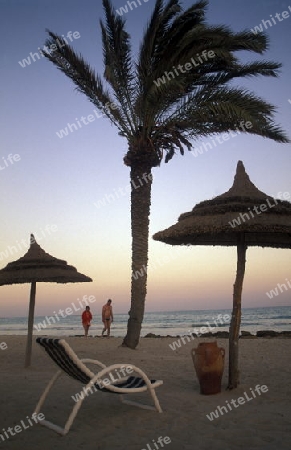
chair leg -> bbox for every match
[34,378,100,435]
[62,379,107,434]
[149,387,163,413]
[37,390,89,436]
[120,388,163,413]
[62,390,90,435]
[34,370,63,416]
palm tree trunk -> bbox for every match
[122,165,153,349]
[228,234,247,389]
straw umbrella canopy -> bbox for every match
[153,161,291,389]
[0,234,92,367]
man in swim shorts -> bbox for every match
[102,299,113,337]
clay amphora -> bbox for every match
[191,341,225,395]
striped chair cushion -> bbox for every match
[36,338,156,393]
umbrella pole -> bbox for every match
[228,235,247,389]
[25,282,36,368]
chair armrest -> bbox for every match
[95,363,135,380]
[91,363,162,392]
[80,358,106,369]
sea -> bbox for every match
[0,305,291,337]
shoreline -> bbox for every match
[144,330,291,338]
[1,329,291,339]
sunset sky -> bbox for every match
[0,0,291,318]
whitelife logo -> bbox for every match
[191,121,253,158]
[0,413,45,442]
[140,436,171,450]
[55,102,118,139]
[0,225,58,262]
[18,31,81,68]
[251,5,291,34]
[0,342,8,351]
[116,0,150,17]
[93,173,152,209]
[153,50,215,87]
[228,197,279,228]
[206,384,269,421]
[169,314,230,351]
[0,153,21,171]
[266,278,291,299]
[34,295,96,332]
[71,366,134,402]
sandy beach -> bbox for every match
[0,335,290,450]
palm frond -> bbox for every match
[43,0,289,166]
[138,0,180,80]
[162,86,289,144]
[135,14,283,132]
[43,30,130,136]
[101,0,136,131]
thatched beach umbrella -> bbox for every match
[153,161,291,389]
[0,234,92,367]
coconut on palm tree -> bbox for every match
[43,0,289,349]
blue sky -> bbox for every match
[0,0,291,317]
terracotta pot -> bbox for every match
[191,342,225,395]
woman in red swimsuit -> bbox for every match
[82,306,92,338]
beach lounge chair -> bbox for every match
[33,338,163,435]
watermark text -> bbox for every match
[251,5,291,34]
[153,50,215,88]
[0,225,58,262]
[228,198,278,229]
[0,413,45,442]
[0,342,8,351]
[0,153,21,171]
[169,314,230,351]
[191,121,253,158]
[206,384,268,421]
[94,173,152,209]
[56,103,118,139]
[141,435,171,450]
[116,0,150,17]
[34,295,96,332]
[71,365,133,402]
[18,31,81,68]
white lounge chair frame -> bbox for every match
[33,338,163,435]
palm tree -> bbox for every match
[43,0,289,349]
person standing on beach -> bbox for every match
[102,299,113,337]
[82,306,92,338]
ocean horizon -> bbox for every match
[0,305,290,337]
